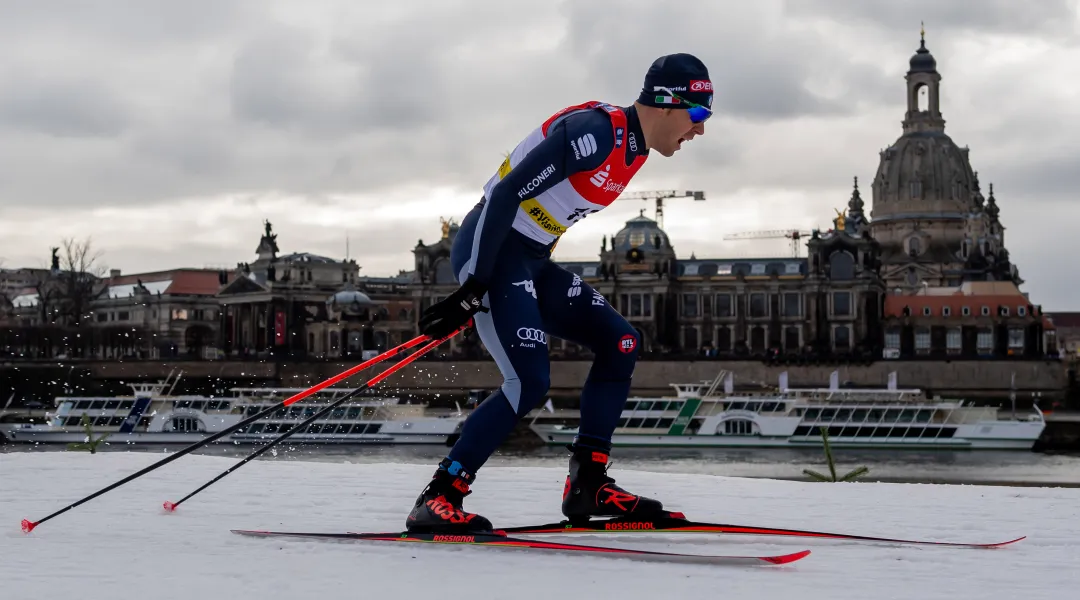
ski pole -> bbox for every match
[163,327,461,511]
[21,333,433,533]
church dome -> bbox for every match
[612,214,670,251]
[908,39,936,73]
[327,288,374,315]
[871,132,976,222]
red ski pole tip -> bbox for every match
[163,501,177,512]
[21,519,37,533]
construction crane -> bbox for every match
[723,229,814,257]
[618,190,705,229]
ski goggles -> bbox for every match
[655,86,712,124]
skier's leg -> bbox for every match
[406,260,550,533]
[537,263,665,520]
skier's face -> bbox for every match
[653,108,706,158]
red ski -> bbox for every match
[497,512,1025,549]
[231,528,810,566]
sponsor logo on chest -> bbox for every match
[589,165,627,195]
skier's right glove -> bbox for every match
[418,277,489,339]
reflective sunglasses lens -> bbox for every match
[688,106,711,123]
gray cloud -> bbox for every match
[783,0,1079,39]
[0,0,1077,308]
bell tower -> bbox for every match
[902,24,946,135]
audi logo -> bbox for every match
[517,328,547,344]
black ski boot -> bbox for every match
[561,444,665,523]
[406,459,493,534]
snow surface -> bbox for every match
[3,452,1079,600]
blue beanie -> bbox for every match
[637,53,712,110]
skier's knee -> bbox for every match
[501,373,550,418]
[600,325,639,377]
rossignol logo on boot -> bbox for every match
[604,521,655,531]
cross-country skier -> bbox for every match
[407,53,712,533]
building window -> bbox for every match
[782,292,801,317]
[915,327,931,355]
[630,294,643,317]
[681,293,699,318]
[910,180,922,198]
[962,306,971,316]
[922,306,932,316]
[750,326,766,353]
[885,328,901,349]
[716,326,732,350]
[834,326,850,351]
[784,326,800,351]
[829,251,855,280]
[1008,328,1025,353]
[946,328,962,354]
[702,294,712,317]
[942,306,951,317]
[1018,306,1027,317]
[749,293,767,318]
[683,326,699,350]
[715,294,733,317]
[908,236,922,256]
[981,306,990,316]
[907,271,919,286]
[977,327,994,353]
[1001,306,1010,317]
[832,292,852,317]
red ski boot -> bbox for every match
[406,460,493,534]
[561,445,665,523]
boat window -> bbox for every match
[273,408,287,418]
[332,423,349,434]
[246,406,261,417]
[623,401,638,411]
[347,408,362,420]
[347,424,364,433]
[176,400,191,409]
[206,400,221,411]
[637,401,653,411]
[868,409,885,421]
[835,409,852,421]
[191,401,205,411]
[723,420,754,435]
[108,416,125,426]
[642,418,661,429]
[852,409,868,422]
[331,408,347,420]
[617,418,629,427]
[884,409,902,421]
[288,406,303,418]
[657,419,674,429]
[625,418,643,428]
[264,423,280,434]
[915,410,932,423]
[64,417,81,426]
[103,400,120,410]
[118,400,133,410]
[728,402,745,411]
[804,408,820,420]
[248,423,265,433]
[820,409,837,420]
[72,401,89,410]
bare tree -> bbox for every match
[30,237,107,357]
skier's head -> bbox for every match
[634,53,712,157]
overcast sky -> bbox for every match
[1,0,1078,309]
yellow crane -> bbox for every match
[722,229,814,257]
[618,190,705,229]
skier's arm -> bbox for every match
[464,109,615,287]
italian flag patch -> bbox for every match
[654,95,680,104]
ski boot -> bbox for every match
[561,444,666,524]
[405,459,493,534]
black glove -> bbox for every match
[418,277,489,339]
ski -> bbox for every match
[497,512,1025,549]
[231,528,810,566]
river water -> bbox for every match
[6,444,1080,487]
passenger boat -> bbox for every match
[0,373,466,446]
[529,370,1046,450]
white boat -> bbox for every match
[1,374,466,446]
[529,370,1046,451]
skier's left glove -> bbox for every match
[418,277,489,339]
